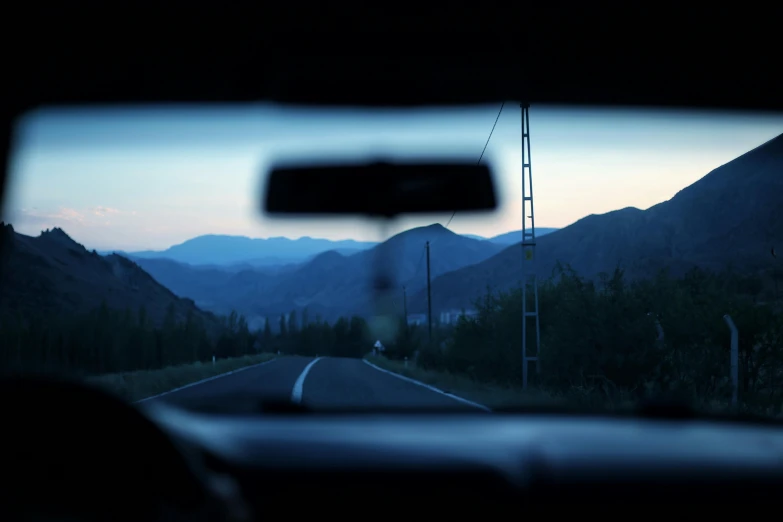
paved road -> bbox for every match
[142,356,485,411]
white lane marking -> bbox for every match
[362,359,491,412]
[135,358,279,403]
[291,357,323,404]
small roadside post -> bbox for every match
[723,314,739,408]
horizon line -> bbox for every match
[7,221,559,253]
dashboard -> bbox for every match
[144,402,783,509]
[4,377,783,521]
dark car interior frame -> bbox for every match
[2,6,782,519]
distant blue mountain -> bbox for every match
[98,231,559,266]
[106,234,379,266]
[105,223,508,324]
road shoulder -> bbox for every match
[89,353,280,402]
[362,358,491,411]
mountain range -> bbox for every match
[129,224,509,327]
[103,235,379,267]
[102,228,558,268]
[2,133,779,331]
[0,224,222,333]
[408,133,783,313]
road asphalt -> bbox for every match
[141,355,484,411]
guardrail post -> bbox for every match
[723,314,738,407]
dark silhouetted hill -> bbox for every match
[410,133,783,313]
[0,224,222,332]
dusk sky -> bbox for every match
[3,104,782,252]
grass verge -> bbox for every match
[88,353,278,403]
[365,355,783,418]
[365,354,562,410]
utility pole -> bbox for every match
[521,103,541,390]
[402,285,408,322]
[426,241,432,342]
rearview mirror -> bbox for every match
[263,160,497,218]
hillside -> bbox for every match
[126,256,305,317]
[411,133,783,313]
[461,229,558,243]
[122,224,505,324]
[487,228,558,245]
[124,234,377,266]
[137,224,502,323]
[0,223,222,332]
[172,260,301,274]
[125,257,242,313]
[232,223,508,322]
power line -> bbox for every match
[403,101,507,317]
[411,101,506,281]
[444,101,505,229]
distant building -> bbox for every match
[406,313,427,326]
[405,310,478,327]
[439,309,478,325]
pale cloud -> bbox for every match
[11,206,140,237]
[23,207,86,224]
[92,206,116,216]
[92,206,135,217]
[10,207,89,236]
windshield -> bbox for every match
[1,104,782,418]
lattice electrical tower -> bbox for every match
[521,103,541,390]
